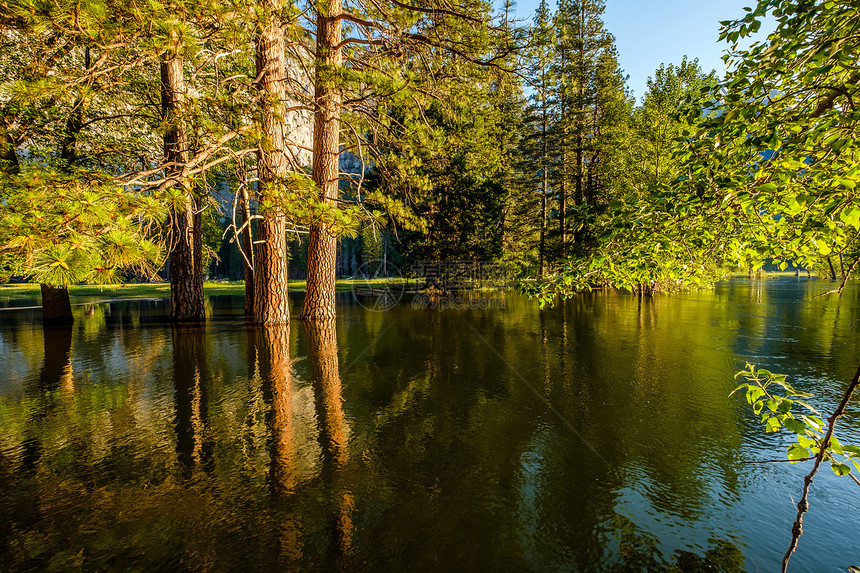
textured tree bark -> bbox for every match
[40,284,74,325]
[301,0,343,321]
[253,0,291,324]
[162,55,206,323]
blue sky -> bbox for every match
[513,0,772,103]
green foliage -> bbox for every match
[732,364,860,478]
[677,0,860,278]
[0,169,165,286]
[632,57,718,188]
[525,0,860,304]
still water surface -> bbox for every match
[0,279,859,572]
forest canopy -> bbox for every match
[1,0,858,321]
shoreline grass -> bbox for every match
[0,272,827,303]
[0,279,407,300]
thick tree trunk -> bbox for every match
[254,216,290,323]
[301,0,342,321]
[254,0,291,324]
[40,284,73,325]
[162,55,206,322]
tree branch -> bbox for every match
[782,362,860,573]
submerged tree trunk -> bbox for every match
[827,256,838,281]
[256,323,303,561]
[301,0,342,321]
[162,54,205,322]
[254,0,291,324]
[172,325,213,477]
[40,284,74,325]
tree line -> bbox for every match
[3,0,858,326]
[0,0,512,324]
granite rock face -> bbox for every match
[282,58,364,175]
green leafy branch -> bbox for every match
[732,364,860,482]
[732,362,860,572]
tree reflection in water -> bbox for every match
[256,323,303,566]
[304,319,354,570]
[19,326,74,476]
[171,325,214,478]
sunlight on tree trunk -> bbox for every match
[301,0,343,321]
[162,54,205,323]
[253,0,291,325]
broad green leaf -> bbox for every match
[797,435,816,449]
[746,386,765,404]
[777,398,793,414]
[829,435,844,456]
[766,417,782,433]
[787,444,810,461]
[842,445,860,456]
[831,461,851,476]
[783,418,806,434]
[840,207,860,229]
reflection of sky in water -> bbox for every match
[0,280,858,571]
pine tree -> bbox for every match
[525,0,556,276]
[297,0,511,319]
[549,0,629,258]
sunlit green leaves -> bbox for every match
[0,168,165,286]
[732,364,860,476]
